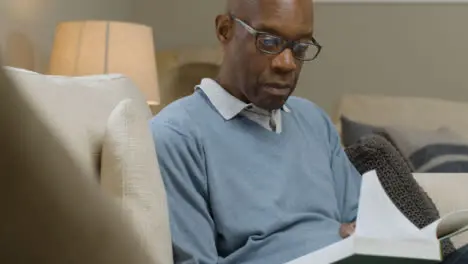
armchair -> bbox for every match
[0,66,173,263]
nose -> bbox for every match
[271,49,298,73]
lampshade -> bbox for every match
[48,20,160,106]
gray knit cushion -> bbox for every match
[344,134,455,257]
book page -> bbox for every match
[284,236,355,264]
[355,170,428,240]
[421,210,468,241]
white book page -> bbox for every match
[421,210,468,240]
[284,236,355,264]
[355,170,428,240]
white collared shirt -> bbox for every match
[196,78,290,134]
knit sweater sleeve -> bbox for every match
[329,121,362,223]
[319,110,362,223]
[290,97,362,223]
[150,119,218,264]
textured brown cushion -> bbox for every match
[344,134,456,257]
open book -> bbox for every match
[285,170,468,264]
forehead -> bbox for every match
[247,0,313,39]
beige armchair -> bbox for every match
[0,65,173,263]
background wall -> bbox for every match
[2,1,468,116]
[133,0,224,50]
[136,2,468,116]
[0,0,134,73]
[308,3,468,116]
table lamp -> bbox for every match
[48,20,160,107]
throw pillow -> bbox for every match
[100,99,173,264]
[384,126,468,172]
[340,116,385,147]
[344,134,456,257]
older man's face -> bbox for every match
[225,0,314,110]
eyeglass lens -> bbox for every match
[256,34,319,60]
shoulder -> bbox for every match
[150,95,209,198]
[286,96,340,143]
[150,94,207,152]
[286,96,333,126]
[286,96,320,111]
[151,92,206,138]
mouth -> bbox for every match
[262,84,292,96]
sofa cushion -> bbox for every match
[340,115,468,173]
[100,99,173,264]
[336,94,468,140]
[340,115,385,146]
[414,173,468,249]
[385,126,468,173]
[345,134,456,257]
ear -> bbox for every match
[215,14,234,44]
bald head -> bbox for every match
[227,0,313,27]
[223,0,314,46]
[215,0,316,110]
[226,0,256,16]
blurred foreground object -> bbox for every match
[0,59,171,263]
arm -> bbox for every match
[295,98,361,224]
[151,121,218,264]
[312,107,361,224]
[329,121,362,224]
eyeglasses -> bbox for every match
[231,15,322,61]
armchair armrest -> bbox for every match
[413,173,468,249]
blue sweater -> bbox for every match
[150,90,361,264]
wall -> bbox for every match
[135,2,468,116]
[133,0,224,50]
[0,0,135,73]
[3,1,468,116]
[306,3,468,116]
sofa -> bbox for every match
[336,93,468,249]
[2,59,467,262]
[0,66,173,263]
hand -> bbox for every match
[339,222,356,238]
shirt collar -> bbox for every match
[196,78,291,120]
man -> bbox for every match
[151,0,468,263]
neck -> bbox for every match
[215,67,248,104]
[214,77,274,114]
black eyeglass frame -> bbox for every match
[230,14,322,61]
